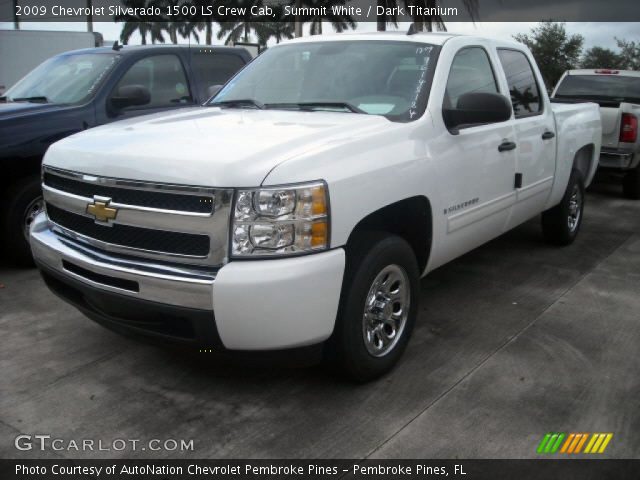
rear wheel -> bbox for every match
[328,232,420,382]
[1,176,43,266]
[541,169,585,246]
[623,164,640,199]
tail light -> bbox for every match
[620,114,638,143]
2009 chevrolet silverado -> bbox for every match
[30,33,602,381]
[552,69,640,198]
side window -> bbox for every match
[497,49,542,117]
[191,53,246,100]
[444,47,498,109]
[114,54,191,108]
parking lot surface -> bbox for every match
[1,183,638,459]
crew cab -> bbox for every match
[1,44,251,264]
[30,33,601,381]
[552,69,640,198]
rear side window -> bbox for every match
[497,49,542,117]
[191,52,246,100]
[115,54,191,108]
[444,47,498,109]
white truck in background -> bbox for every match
[30,33,601,381]
[0,30,103,94]
[552,69,640,198]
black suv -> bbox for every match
[0,44,251,264]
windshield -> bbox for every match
[4,53,118,104]
[555,74,640,104]
[209,41,438,122]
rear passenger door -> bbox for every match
[106,54,194,121]
[497,48,556,228]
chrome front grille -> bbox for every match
[43,171,214,213]
[42,166,232,266]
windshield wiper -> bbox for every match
[210,99,264,109]
[10,96,49,103]
[265,102,366,114]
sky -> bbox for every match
[0,21,637,51]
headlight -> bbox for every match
[231,181,329,257]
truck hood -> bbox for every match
[44,107,390,187]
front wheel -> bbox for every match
[541,169,585,246]
[1,176,43,266]
[328,232,420,382]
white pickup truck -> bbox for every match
[552,69,640,198]
[30,33,601,381]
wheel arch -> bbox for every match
[572,143,596,185]
[344,196,432,275]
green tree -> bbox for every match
[297,0,356,36]
[190,0,224,44]
[255,21,295,45]
[514,21,584,90]
[581,46,624,69]
[616,38,640,70]
[216,0,273,44]
[116,0,167,45]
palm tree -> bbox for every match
[116,0,166,45]
[178,22,201,45]
[190,0,223,44]
[216,0,273,45]
[256,22,295,45]
[376,0,399,32]
[173,21,201,43]
[301,0,357,35]
[200,19,215,44]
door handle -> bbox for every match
[498,141,517,152]
[542,131,556,140]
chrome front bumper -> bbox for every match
[30,212,216,311]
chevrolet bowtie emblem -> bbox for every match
[86,198,117,223]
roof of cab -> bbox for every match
[280,31,458,46]
[276,31,526,50]
[58,44,249,56]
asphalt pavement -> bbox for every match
[1,181,638,459]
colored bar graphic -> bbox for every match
[567,434,582,453]
[584,434,598,453]
[598,433,613,453]
[538,433,613,454]
[537,433,552,454]
[550,433,565,453]
[574,433,588,453]
[560,433,575,453]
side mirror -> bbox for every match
[110,84,151,110]
[207,84,223,99]
[443,92,512,132]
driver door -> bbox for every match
[429,45,517,265]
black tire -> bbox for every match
[623,164,640,200]
[1,176,43,266]
[541,169,585,246]
[327,232,420,382]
